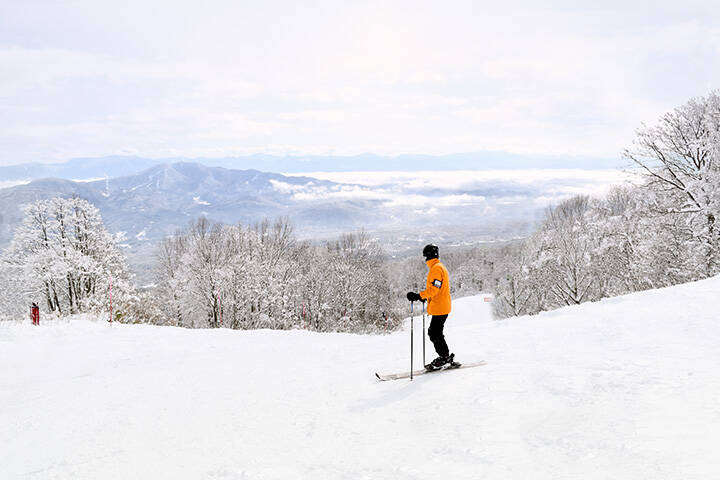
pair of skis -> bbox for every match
[375,359,487,381]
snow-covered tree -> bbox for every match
[320,231,396,332]
[2,197,133,319]
[492,242,536,318]
[624,91,720,276]
[0,260,28,321]
[154,232,188,326]
[536,195,597,306]
[174,218,232,328]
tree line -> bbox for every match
[492,91,720,318]
[0,200,402,333]
[153,217,400,332]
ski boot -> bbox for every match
[425,353,457,372]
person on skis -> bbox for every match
[406,244,457,371]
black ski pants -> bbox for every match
[428,314,450,357]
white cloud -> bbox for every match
[270,177,487,207]
[1,1,719,164]
[383,193,482,208]
[286,169,632,189]
[277,110,344,123]
[273,169,631,216]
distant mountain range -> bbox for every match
[0,152,626,182]
[0,157,161,182]
[0,163,373,249]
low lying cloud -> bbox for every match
[276,169,633,222]
[272,178,487,209]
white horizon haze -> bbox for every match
[1,1,719,167]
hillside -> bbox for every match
[2,278,719,479]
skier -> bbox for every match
[406,244,457,371]
[30,302,40,326]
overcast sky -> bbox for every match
[1,0,719,166]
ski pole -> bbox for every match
[422,300,426,367]
[410,300,414,381]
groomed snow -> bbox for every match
[2,277,720,479]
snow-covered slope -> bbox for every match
[2,278,720,479]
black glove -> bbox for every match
[406,292,422,302]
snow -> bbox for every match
[2,277,720,479]
[0,180,31,190]
[72,177,107,183]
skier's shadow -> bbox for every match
[349,377,426,413]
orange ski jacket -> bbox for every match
[419,258,451,315]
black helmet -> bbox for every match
[422,244,439,260]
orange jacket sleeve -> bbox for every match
[419,264,443,300]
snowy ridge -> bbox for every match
[2,278,720,479]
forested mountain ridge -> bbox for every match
[0,162,372,249]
